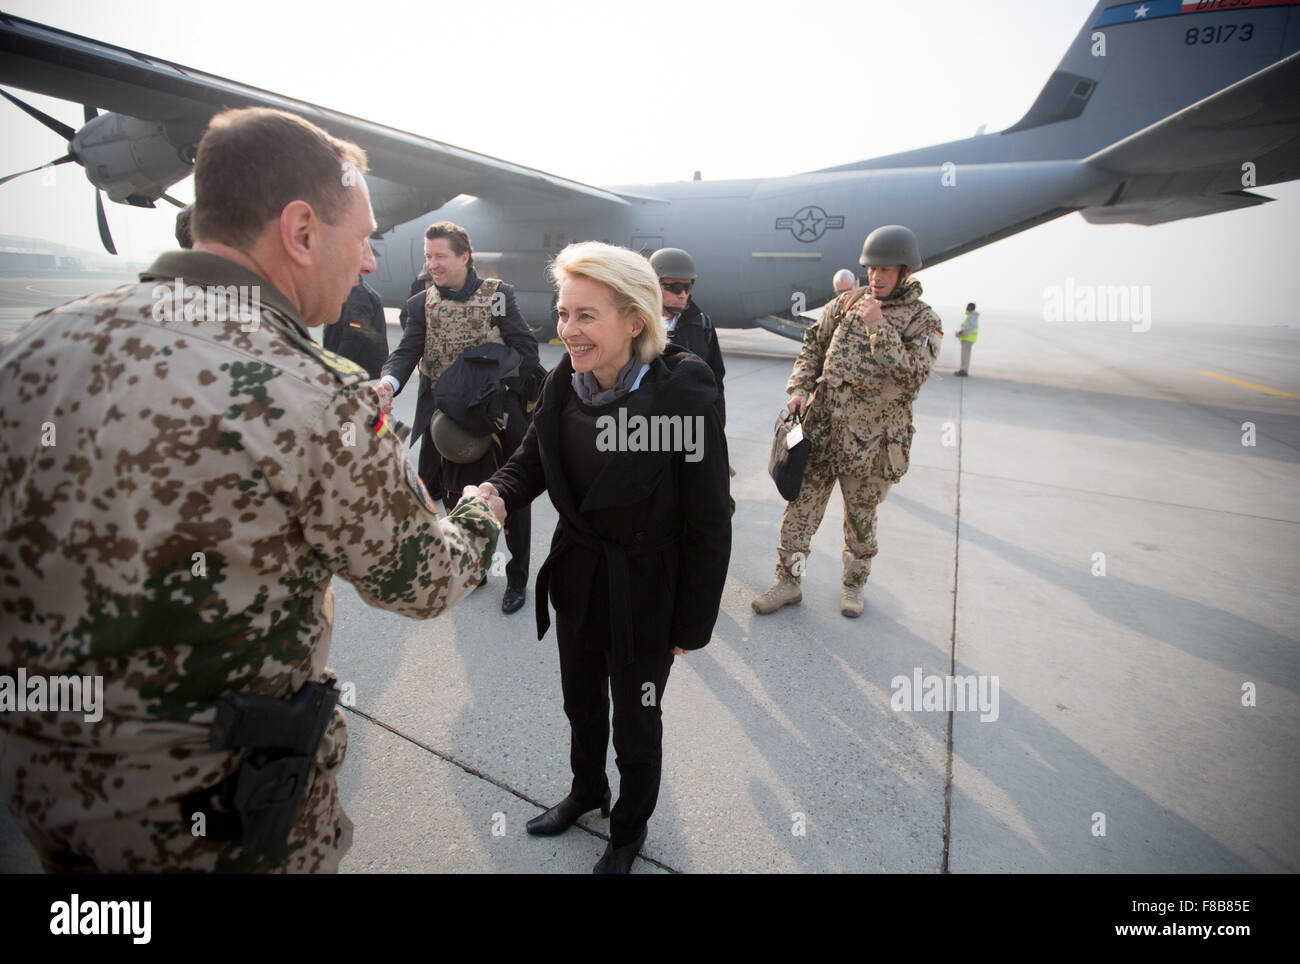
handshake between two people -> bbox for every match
[374,380,395,415]
[462,482,507,526]
[370,381,505,525]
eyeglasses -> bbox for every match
[661,282,692,295]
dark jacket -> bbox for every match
[322,279,388,379]
[488,345,731,666]
[433,343,527,499]
[434,342,522,437]
[666,300,725,428]
[382,278,540,449]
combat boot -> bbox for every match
[840,583,865,618]
[752,576,802,614]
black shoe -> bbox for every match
[593,826,647,874]
[501,586,526,614]
[526,788,611,836]
[954,369,968,377]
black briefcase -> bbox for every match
[768,408,810,501]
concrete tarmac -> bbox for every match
[1,281,1296,873]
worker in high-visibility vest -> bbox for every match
[956,301,979,376]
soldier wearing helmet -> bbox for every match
[753,224,943,619]
[650,247,726,428]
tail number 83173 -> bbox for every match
[1186,23,1254,44]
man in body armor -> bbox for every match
[378,222,540,615]
[752,225,942,619]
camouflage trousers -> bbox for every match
[6,739,353,874]
[776,454,892,587]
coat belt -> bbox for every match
[534,518,680,670]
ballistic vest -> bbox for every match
[418,277,504,384]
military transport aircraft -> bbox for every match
[1,1,1297,339]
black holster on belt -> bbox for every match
[181,679,339,861]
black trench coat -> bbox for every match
[488,345,731,665]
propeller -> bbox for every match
[0,90,78,186]
[0,153,74,187]
[79,104,117,253]
[94,189,117,255]
[1,88,75,140]
[0,90,118,254]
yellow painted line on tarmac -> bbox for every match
[1196,370,1300,400]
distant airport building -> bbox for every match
[0,237,120,275]
[0,247,57,273]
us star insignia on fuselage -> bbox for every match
[774,206,847,243]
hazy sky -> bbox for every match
[1,0,1297,325]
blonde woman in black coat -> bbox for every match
[474,241,731,873]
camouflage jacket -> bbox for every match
[786,278,942,480]
[0,250,500,863]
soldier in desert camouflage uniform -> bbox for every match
[753,225,942,619]
[0,107,505,873]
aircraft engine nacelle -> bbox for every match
[364,175,448,236]
[70,112,196,207]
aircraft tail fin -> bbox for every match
[820,1,1300,175]
[1078,48,1300,222]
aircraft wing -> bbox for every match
[1080,51,1300,225]
[1079,190,1272,227]
[0,13,632,228]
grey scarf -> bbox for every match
[571,353,646,406]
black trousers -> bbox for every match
[421,402,533,592]
[555,608,675,847]
[501,506,530,590]
[416,426,443,505]
[443,491,530,590]
[422,395,532,591]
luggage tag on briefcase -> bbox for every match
[768,408,810,502]
[786,420,803,449]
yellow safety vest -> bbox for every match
[957,309,979,344]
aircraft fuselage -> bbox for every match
[367,160,1109,330]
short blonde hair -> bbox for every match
[550,241,666,364]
